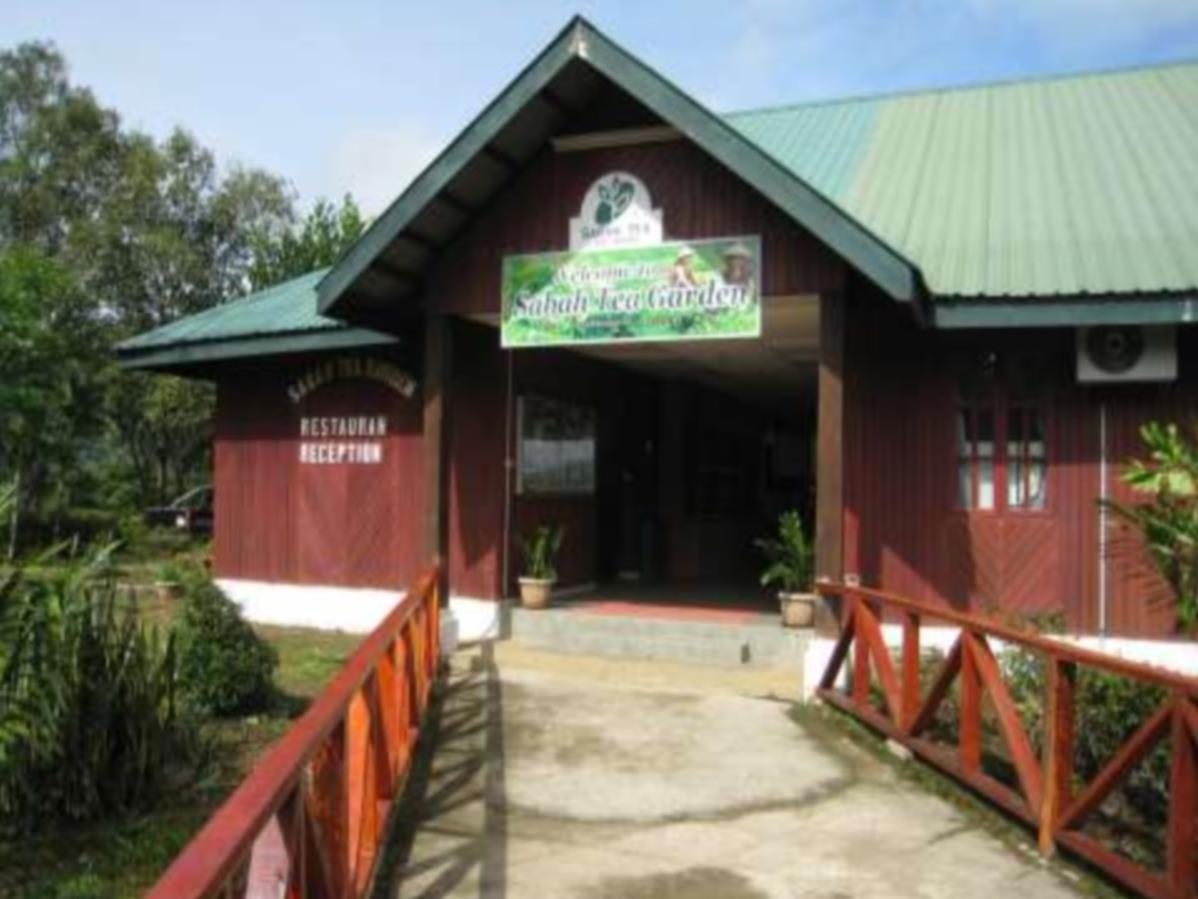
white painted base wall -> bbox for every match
[216,578,1196,694]
[215,578,504,656]
[802,624,1198,700]
[217,579,401,633]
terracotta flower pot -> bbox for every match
[519,577,555,610]
[779,591,817,628]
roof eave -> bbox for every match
[116,328,400,373]
[931,293,1198,329]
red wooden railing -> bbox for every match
[146,563,442,899]
[817,582,1197,899]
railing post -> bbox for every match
[959,632,982,774]
[901,611,920,731]
[345,687,372,892]
[1038,658,1075,858]
[1167,692,1196,895]
[430,566,442,664]
[851,595,871,707]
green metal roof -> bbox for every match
[726,61,1198,300]
[121,32,1198,368]
[116,268,398,369]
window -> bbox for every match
[1006,406,1046,510]
[516,396,596,496]
[957,407,995,510]
[956,403,1047,512]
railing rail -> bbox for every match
[817,582,1197,899]
[147,562,442,899]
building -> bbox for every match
[118,18,1198,646]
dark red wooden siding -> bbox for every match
[213,354,425,590]
[844,289,1198,638]
[436,138,841,598]
[445,321,507,599]
[425,140,846,317]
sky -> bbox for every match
[5,0,1198,216]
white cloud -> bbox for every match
[959,0,1198,51]
[705,0,1198,109]
[325,123,444,217]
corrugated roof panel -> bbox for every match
[990,82,1082,296]
[726,99,881,202]
[1110,71,1198,288]
[118,268,342,351]
[840,94,939,261]
[724,60,1198,299]
[905,89,993,296]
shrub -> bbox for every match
[1002,650,1168,824]
[175,571,276,717]
[0,524,199,831]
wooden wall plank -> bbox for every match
[425,142,847,316]
[212,352,424,590]
[843,285,1198,639]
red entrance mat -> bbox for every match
[570,600,761,626]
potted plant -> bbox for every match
[518,525,563,610]
[755,511,816,628]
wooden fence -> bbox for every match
[146,562,442,899]
[817,582,1197,899]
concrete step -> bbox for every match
[506,604,810,669]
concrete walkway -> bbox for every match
[379,643,1082,899]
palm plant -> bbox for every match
[0,484,198,831]
[519,525,563,581]
[1105,422,1198,632]
[755,510,814,594]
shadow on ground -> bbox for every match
[372,643,1085,899]
[372,641,508,898]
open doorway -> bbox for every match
[504,294,819,613]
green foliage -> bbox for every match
[1002,650,1169,825]
[108,374,214,509]
[0,490,200,832]
[755,510,814,593]
[0,41,369,552]
[0,246,105,557]
[175,569,277,717]
[248,194,366,289]
[1106,421,1198,632]
[519,525,563,581]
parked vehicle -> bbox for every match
[144,485,214,535]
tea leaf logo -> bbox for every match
[594,175,635,225]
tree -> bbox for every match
[0,41,313,530]
[1108,421,1198,633]
[0,40,370,538]
[0,246,103,555]
[248,194,365,289]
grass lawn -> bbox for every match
[0,623,363,899]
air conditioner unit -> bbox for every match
[1077,325,1177,383]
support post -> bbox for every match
[1038,659,1075,857]
[901,611,921,731]
[1167,693,1197,894]
[959,633,982,774]
[815,291,845,635]
[423,315,451,595]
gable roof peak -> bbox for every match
[316,14,918,321]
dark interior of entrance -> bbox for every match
[595,371,814,592]
[508,324,818,609]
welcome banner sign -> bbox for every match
[500,235,762,349]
